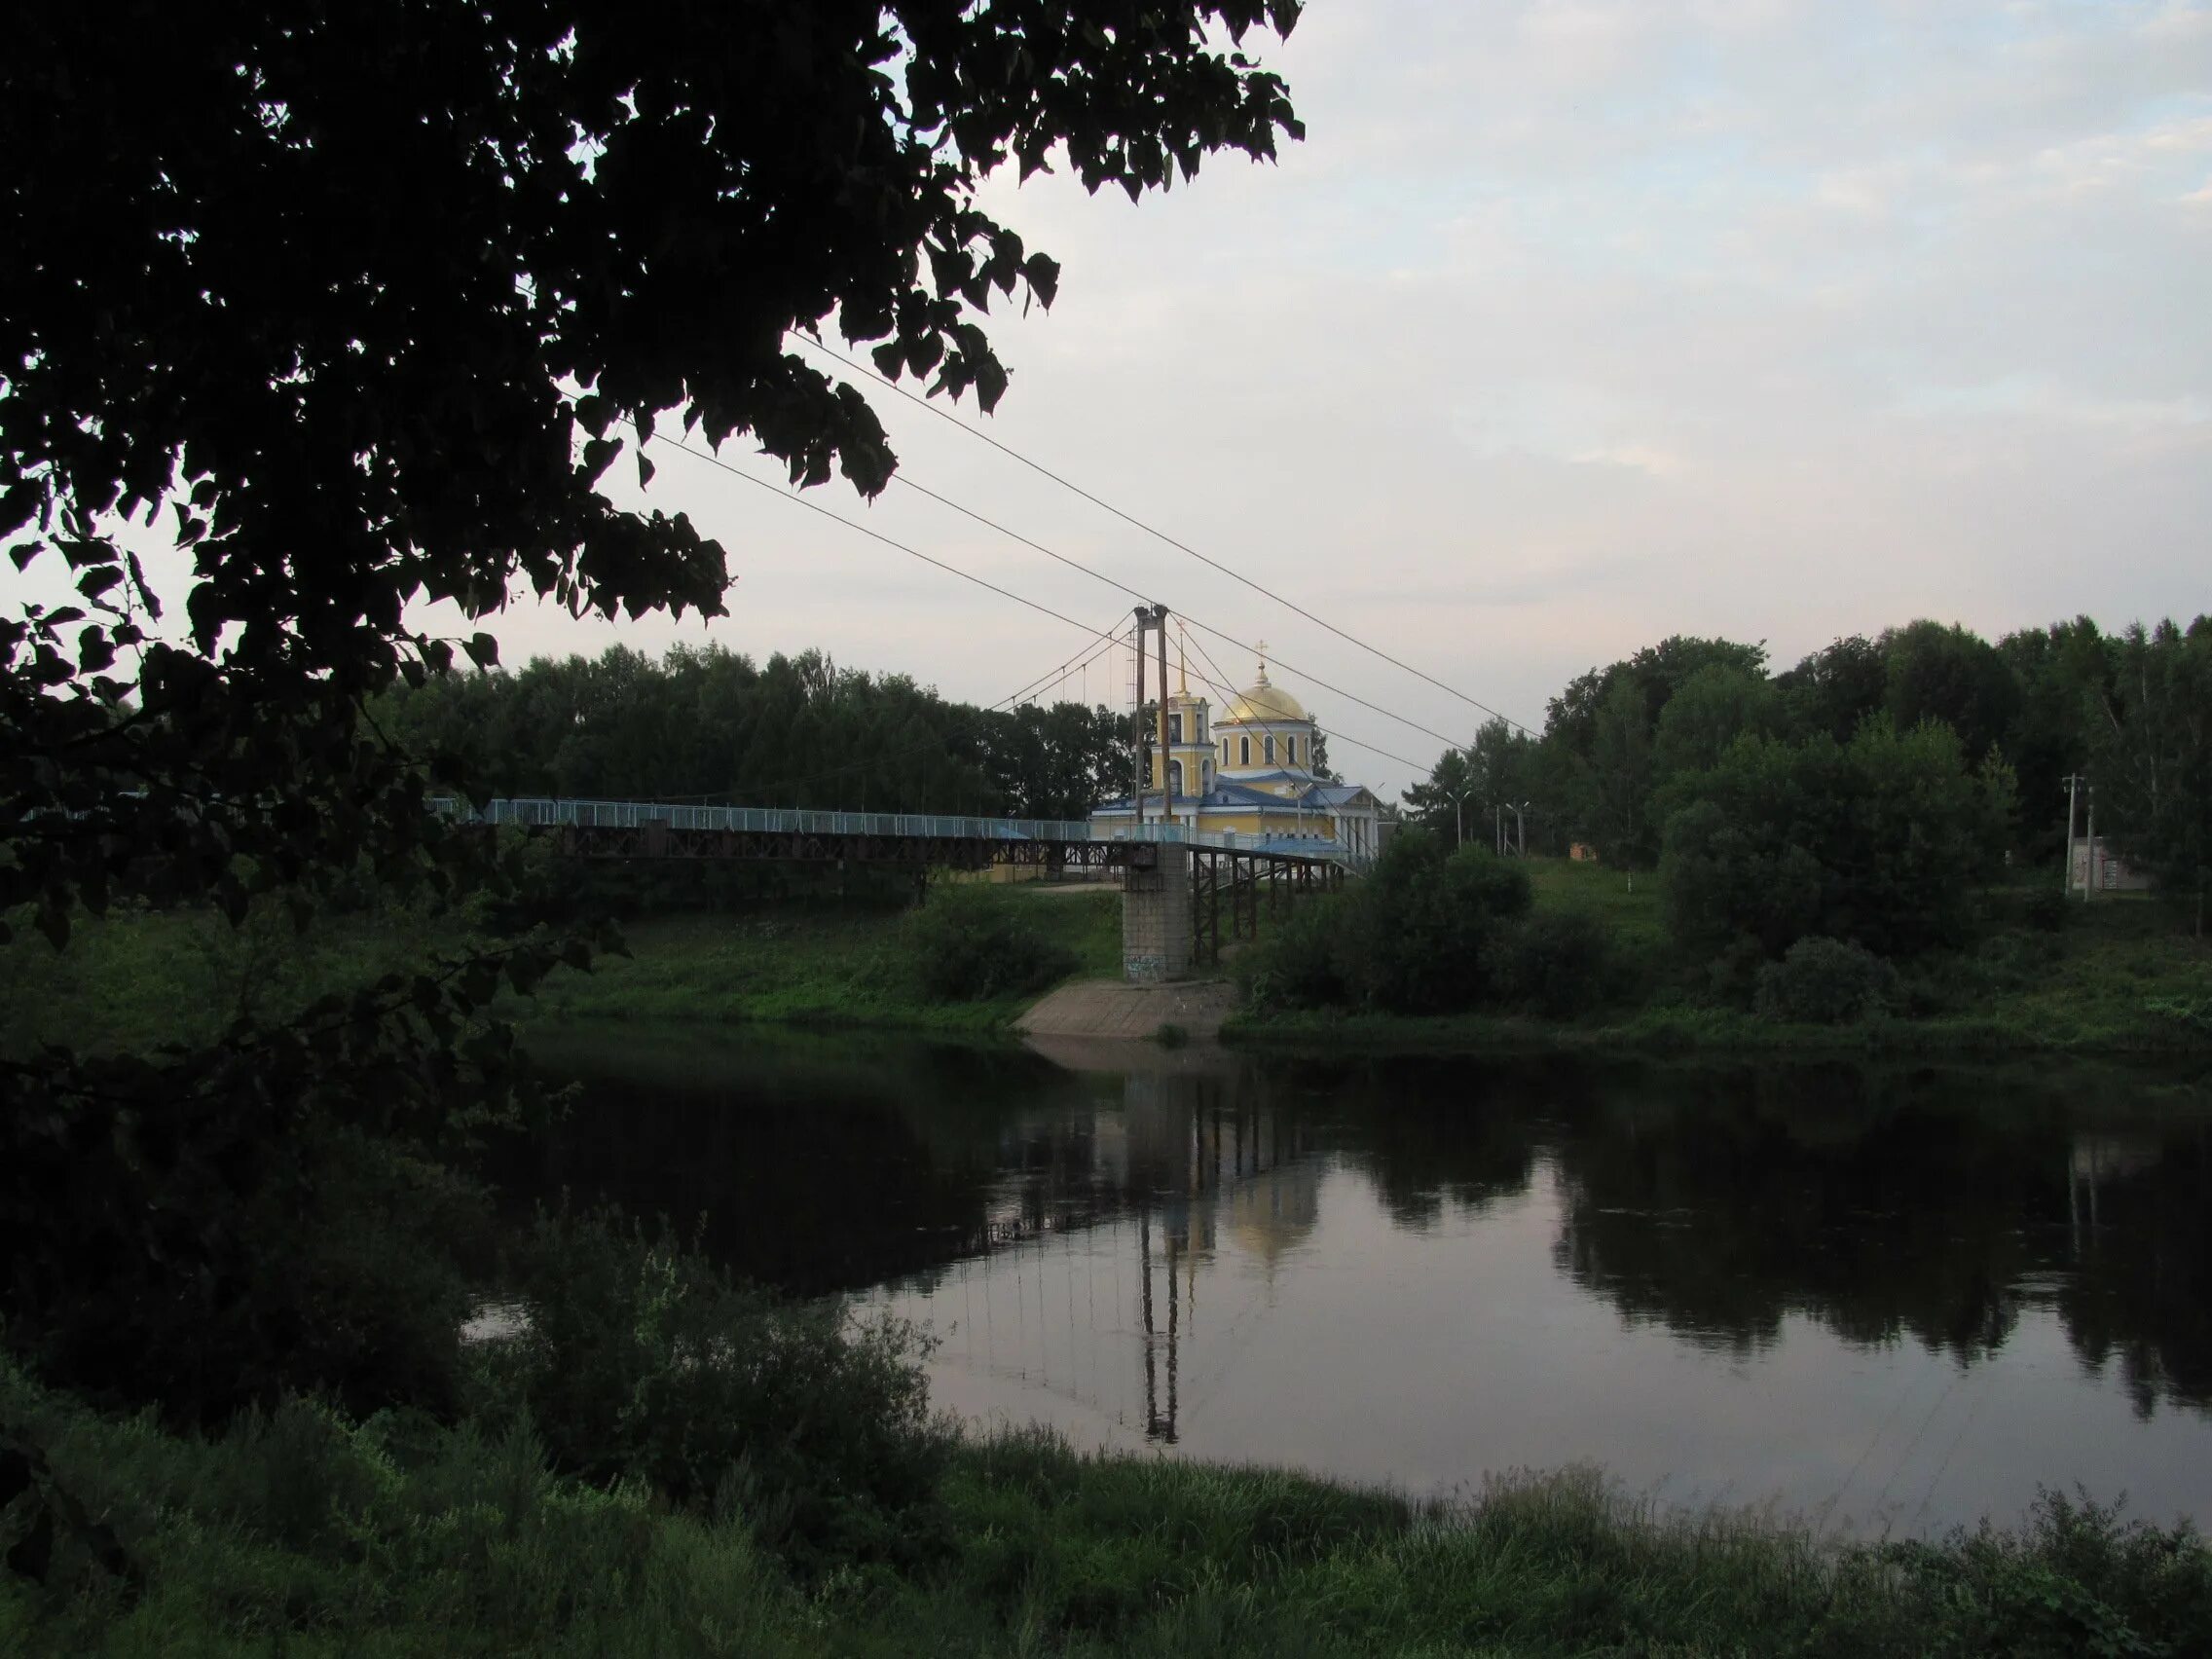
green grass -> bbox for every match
[1521,854,1667,951]
[516,888,1122,1035]
[0,899,464,1059]
[0,884,1126,1055]
[9,1367,2208,1658]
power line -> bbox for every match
[879,454,1476,754]
[652,424,1443,775]
[1178,655,1431,778]
[793,331,1538,735]
[652,434,1107,642]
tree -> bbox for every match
[1,3,1305,1416]
[1775,636,1887,746]
[1652,663,1779,782]
[1401,719,1533,848]
[1658,717,2016,962]
[1882,621,2019,762]
[2092,619,2212,933]
[1998,616,2115,860]
[1583,679,1658,866]
[2,0,1305,943]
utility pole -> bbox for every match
[2083,783,2096,903]
[2062,772,2082,895]
[1155,605,1171,826]
[1131,607,1149,828]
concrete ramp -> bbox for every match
[1017,977,1238,1044]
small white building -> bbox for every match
[2071,836,2151,893]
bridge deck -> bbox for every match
[433,796,1361,872]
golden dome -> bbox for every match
[1221,656,1308,725]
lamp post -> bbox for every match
[1453,788,1476,850]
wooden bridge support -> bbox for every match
[1188,848,1346,968]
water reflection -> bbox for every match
[503,1031,2212,1530]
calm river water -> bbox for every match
[499,1029,2212,1538]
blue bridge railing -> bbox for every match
[428,797,1362,866]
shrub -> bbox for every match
[482,1212,951,1573]
[1493,912,1614,1018]
[2021,888,2070,933]
[1752,937,1899,1024]
[1331,831,1532,1014]
[1236,894,1347,1011]
[905,885,1076,1002]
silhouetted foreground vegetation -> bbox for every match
[9,1321,2211,1656]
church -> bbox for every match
[1088,645,1384,863]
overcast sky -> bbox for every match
[104,1,2212,802]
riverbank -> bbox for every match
[1227,859,2212,1057]
[6,872,2202,1061]
[9,1365,2206,1657]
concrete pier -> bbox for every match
[1122,843,1193,981]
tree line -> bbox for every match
[1404,615,2212,936]
[375,644,1135,823]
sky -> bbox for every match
[95,1,2212,800]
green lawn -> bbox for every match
[1522,853,1667,950]
[512,885,1123,1035]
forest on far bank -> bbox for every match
[1405,614,2209,908]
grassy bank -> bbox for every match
[9,1368,2208,1657]
[1229,856,2211,1056]
[9,864,2201,1058]
[0,884,1124,1055]
[510,887,1121,1035]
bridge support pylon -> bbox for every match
[1123,843,1193,982]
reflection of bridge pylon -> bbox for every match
[881,1065,1321,1447]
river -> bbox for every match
[496,1026,2212,1538]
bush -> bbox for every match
[2022,888,2070,933]
[1753,937,1899,1024]
[1236,895,1347,1012]
[481,1212,951,1573]
[1493,912,1614,1018]
[1333,832,1532,1014]
[904,885,1076,1002]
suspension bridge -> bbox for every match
[436,796,1350,977]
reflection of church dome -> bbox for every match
[1221,662,1308,725]
[1226,1162,1319,1263]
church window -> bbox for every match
[1264,735,1275,764]
[1238,736,1250,765]
[1286,735,1298,766]
[1169,712,1182,744]
[1169,760,1184,797]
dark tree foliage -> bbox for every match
[1774,635,1889,746]
[377,645,1131,819]
[1,2,1303,1418]
[2092,619,2212,932]
[1880,620,2020,762]
[1996,616,2113,860]
[3,0,1302,943]
[1543,636,1768,757]
[1658,716,2015,961]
